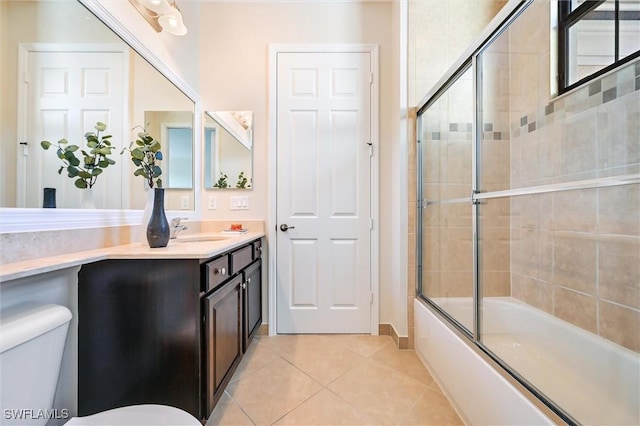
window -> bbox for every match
[558,0,640,93]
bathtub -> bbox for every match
[414,297,640,425]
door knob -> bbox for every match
[280,224,295,232]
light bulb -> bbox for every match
[158,5,187,36]
[140,0,170,13]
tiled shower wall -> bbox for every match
[500,0,640,352]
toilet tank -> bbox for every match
[0,304,72,425]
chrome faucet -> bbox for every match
[170,217,188,239]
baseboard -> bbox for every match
[379,323,408,349]
[262,322,407,348]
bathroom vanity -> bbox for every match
[76,235,263,421]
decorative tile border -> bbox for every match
[420,58,639,143]
[512,58,640,135]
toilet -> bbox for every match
[0,303,201,426]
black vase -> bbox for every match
[43,187,56,208]
[146,188,170,248]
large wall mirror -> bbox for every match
[0,0,195,215]
[204,111,253,190]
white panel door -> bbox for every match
[276,51,372,333]
[23,50,125,209]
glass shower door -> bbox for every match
[418,65,475,334]
[476,3,640,423]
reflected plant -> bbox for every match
[122,125,163,188]
[236,171,250,189]
[40,122,116,189]
[214,173,229,188]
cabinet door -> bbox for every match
[204,275,242,414]
[243,259,262,352]
[78,259,201,419]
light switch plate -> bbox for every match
[230,196,249,210]
[208,195,217,210]
[180,195,190,210]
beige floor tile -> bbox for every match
[259,334,329,356]
[225,358,323,425]
[231,338,282,382]
[327,358,430,425]
[211,335,462,426]
[396,387,464,425]
[274,389,383,425]
[206,392,255,426]
[370,342,435,386]
[262,334,365,385]
[322,334,394,357]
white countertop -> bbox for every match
[0,231,264,283]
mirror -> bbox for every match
[0,0,195,211]
[204,111,253,189]
[144,111,193,190]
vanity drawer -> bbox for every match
[205,255,230,292]
[230,245,253,275]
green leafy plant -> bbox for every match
[213,172,229,188]
[40,122,116,189]
[122,125,163,188]
[236,171,250,189]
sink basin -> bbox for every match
[175,234,230,243]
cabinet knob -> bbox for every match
[214,267,226,275]
[242,282,247,289]
[247,278,251,285]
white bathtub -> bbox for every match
[414,297,640,426]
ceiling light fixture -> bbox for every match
[129,0,187,36]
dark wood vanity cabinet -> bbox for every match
[201,239,263,413]
[78,237,263,421]
[77,258,202,418]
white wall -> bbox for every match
[197,1,406,334]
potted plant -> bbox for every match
[122,126,168,248]
[40,122,116,207]
[123,125,163,189]
[40,121,116,207]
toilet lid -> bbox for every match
[64,404,201,426]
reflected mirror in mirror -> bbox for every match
[204,111,253,190]
[0,0,195,211]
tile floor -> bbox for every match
[206,334,463,425]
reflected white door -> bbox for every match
[21,49,126,209]
[276,51,373,333]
